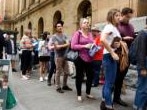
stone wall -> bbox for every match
[1,0,147,40]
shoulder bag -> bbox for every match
[65,32,81,62]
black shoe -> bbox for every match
[106,108,114,110]
[47,82,51,86]
[62,86,72,91]
[56,88,64,93]
[48,83,51,86]
[91,84,98,87]
[47,79,51,86]
[114,99,128,107]
[100,101,106,110]
[12,68,17,72]
[71,76,76,79]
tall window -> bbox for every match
[20,25,23,38]
[17,0,20,14]
[53,11,62,33]
[28,22,32,30]
[77,0,92,29]
[23,0,26,10]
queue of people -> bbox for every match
[0,7,147,110]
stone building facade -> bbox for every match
[0,0,147,39]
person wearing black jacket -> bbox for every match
[0,16,5,59]
[0,29,5,59]
[134,29,147,110]
[5,34,17,72]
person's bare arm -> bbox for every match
[54,42,69,50]
[100,33,119,61]
[123,36,134,40]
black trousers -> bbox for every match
[0,52,2,59]
[21,50,32,75]
[74,57,94,96]
[48,52,56,81]
[113,62,129,101]
[33,50,39,65]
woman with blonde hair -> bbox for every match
[71,18,94,101]
[20,29,33,80]
[100,9,121,110]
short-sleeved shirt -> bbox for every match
[52,34,69,57]
[20,35,33,50]
[48,37,54,52]
[101,24,121,54]
[93,35,104,61]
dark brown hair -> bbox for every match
[121,7,133,15]
[55,20,64,28]
[107,9,120,25]
[42,31,50,40]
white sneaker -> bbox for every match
[39,77,43,82]
[44,76,48,80]
[21,75,29,80]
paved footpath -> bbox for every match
[9,70,136,110]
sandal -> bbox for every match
[86,94,96,99]
[77,96,83,102]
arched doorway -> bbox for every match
[15,28,17,32]
[20,25,23,38]
[77,0,92,29]
[53,10,62,33]
[28,22,32,30]
[38,17,44,38]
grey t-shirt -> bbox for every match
[52,34,69,57]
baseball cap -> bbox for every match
[91,26,101,32]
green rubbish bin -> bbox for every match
[0,59,16,110]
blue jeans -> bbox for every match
[134,69,147,110]
[92,60,102,86]
[102,54,117,106]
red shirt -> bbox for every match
[93,35,104,61]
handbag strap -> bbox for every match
[76,31,81,55]
[77,31,81,44]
